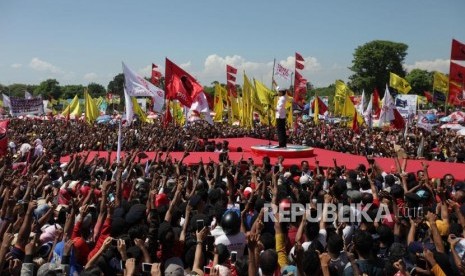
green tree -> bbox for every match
[349,40,408,96]
[87,83,106,97]
[8,84,30,97]
[34,79,62,99]
[61,85,84,99]
[313,84,335,112]
[107,73,124,96]
[406,69,432,94]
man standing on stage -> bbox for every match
[276,89,287,148]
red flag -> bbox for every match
[349,96,356,105]
[163,104,172,128]
[227,84,237,98]
[295,52,304,62]
[450,62,465,83]
[165,58,203,108]
[227,74,236,82]
[424,91,433,102]
[205,91,214,110]
[295,61,304,70]
[373,88,381,117]
[352,112,360,134]
[449,82,465,105]
[391,109,406,130]
[0,120,8,156]
[293,71,307,106]
[151,63,162,86]
[312,96,328,115]
[226,65,237,74]
[451,39,465,61]
[295,71,303,82]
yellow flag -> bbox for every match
[389,72,411,94]
[229,94,240,124]
[253,79,275,108]
[84,89,100,124]
[213,84,225,122]
[242,74,254,128]
[314,95,319,125]
[62,95,80,117]
[246,76,265,118]
[417,96,428,105]
[334,80,354,115]
[341,94,364,127]
[131,97,150,123]
[171,101,185,126]
[433,72,449,93]
[286,95,293,128]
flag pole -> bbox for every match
[271,58,276,91]
[268,59,276,148]
[116,119,122,164]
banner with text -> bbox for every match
[10,97,44,116]
[394,94,417,118]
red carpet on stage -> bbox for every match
[60,137,465,180]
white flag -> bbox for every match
[358,90,366,114]
[124,88,134,125]
[379,85,395,124]
[274,63,291,80]
[2,94,11,109]
[417,111,438,132]
[122,62,165,112]
[363,94,373,128]
[189,92,213,125]
[25,91,32,99]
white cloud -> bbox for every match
[279,55,321,73]
[180,61,191,70]
[405,58,450,73]
[29,57,64,74]
[11,63,22,69]
[138,65,152,77]
[84,73,98,82]
[196,54,322,87]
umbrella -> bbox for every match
[440,123,464,130]
[96,115,112,124]
[458,128,465,136]
[439,116,451,122]
[440,111,465,123]
[303,103,310,113]
[425,114,436,121]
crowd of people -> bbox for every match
[0,118,463,275]
[5,118,465,163]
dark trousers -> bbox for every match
[276,118,286,147]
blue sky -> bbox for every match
[0,0,463,90]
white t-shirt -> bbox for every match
[276,95,286,119]
[288,229,327,262]
[215,232,246,258]
[210,226,225,239]
[19,143,32,157]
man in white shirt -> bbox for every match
[275,89,287,148]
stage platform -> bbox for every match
[250,144,314,158]
[59,137,465,179]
